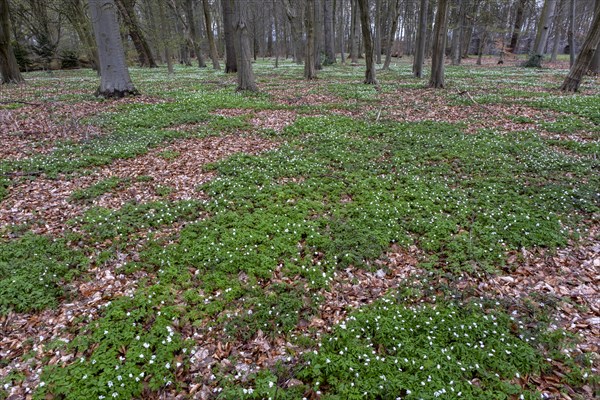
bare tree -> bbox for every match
[232,0,257,91]
[567,0,575,66]
[561,2,600,91]
[430,0,450,88]
[590,0,600,73]
[89,0,138,97]
[222,0,237,72]
[526,0,557,67]
[383,0,401,70]
[61,0,99,72]
[510,0,527,53]
[324,0,336,64]
[157,0,174,74]
[202,0,220,70]
[350,0,360,63]
[0,0,24,84]
[114,0,157,67]
[413,0,428,76]
[305,0,317,79]
[283,0,304,64]
[357,0,377,84]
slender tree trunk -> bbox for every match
[383,0,401,70]
[561,5,600,91]
[114,0,157,67]
[232,0,257,91]
[590,0,600,73]
[222,0,237,72]
[451,0,466,65]
[510,0,526,53]
[357,0,377,84]
[339,0,346,63]
[89,0,138,97]
[314,0,323,69]
[324,0,336,64]
[350,0,359,63]
[568,0,576,66]
[429,0,450,88]
[63,0,100,73]
[413,0,428,77]
[184,0,206,68]
[202,0,220,69]
[375,0,382,64]
[550,0,565,62]
[305,0,317,79]
[0,0,23,84]
[477,30,487,65]
[157,0,174,74]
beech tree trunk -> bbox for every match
[510,0,526,53]
[89,0,138,97]
[324,0,336,64]
[383,0,401,70]
[357,0,377,84]
[375,0,382,64]
[560,4,600,91]
[62,0,100,72]
[450,0,466,65]
[232,0,257,91]
[114,0,157,67]
[222,0,237,72]
[305,0,317,79]
[157,0,174,74]
[314,0,323,70]
[429,0,450,88]
[413,0,428,77]
[0,0,24,84]
[202,0,220,70]
[568,0,576,66]
[184,0,206,68]
[283,0,304,64]
[350,0,360,63]
[527,0,557,66]
[590,0,600,73]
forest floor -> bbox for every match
[0,57,598,400]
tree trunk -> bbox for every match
[114,0,157,67]
[357,0,377,84]
[477,30,487,65]
[527,0,557,66]
[450,0,466,65]
[568,0,576,66]
[550,0,565,62]
[510,0,526,53]
[590,0,600,73]
[324,0,336,64]
[222,0,237,72]
[0,0,23,84]
[350,0,360,63]
[184,0,206,68]
[157,0,174,74]
[560,3,600,91]
[383,0,401,70]
[305,0,317,79]
[62,0,100,73]
[283,0,304,64]
[461,0,479,58]
[413,0,428,77]
[314,0,323,70]
[202,0,221,69]
[89,0,138,97]
[232,0,257,91]
[429,0,450,88]
[375,0,382,64]
[339,0,346,63]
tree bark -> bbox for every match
[89,0,138,97]
[590,0,600,73]
[374,0,381,64]
[157,0,174,74]
[114,0,157,67]
[339,0,346,63]
[350,0,360,63]
[450,0,466,65]
[568,0,576,66]
[550,0,565,62]
[184,0,206,68]
[232,0,257,91]
[0,0,24,84]
[314,0,323,70]
[305,0,317,79]
[62,0,100,72]
[413,0,428,77]
[357,0,377,84]
[222,0,237,72]
[560,2,600,91]
[383,0,401,70]
[527,0,557,66]
[510,0,526,53]
[283,0,304,64]
[324,0,336,64]
[202,0,221,70]
[429,0,450,88]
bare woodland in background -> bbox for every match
[0,0,599,92]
